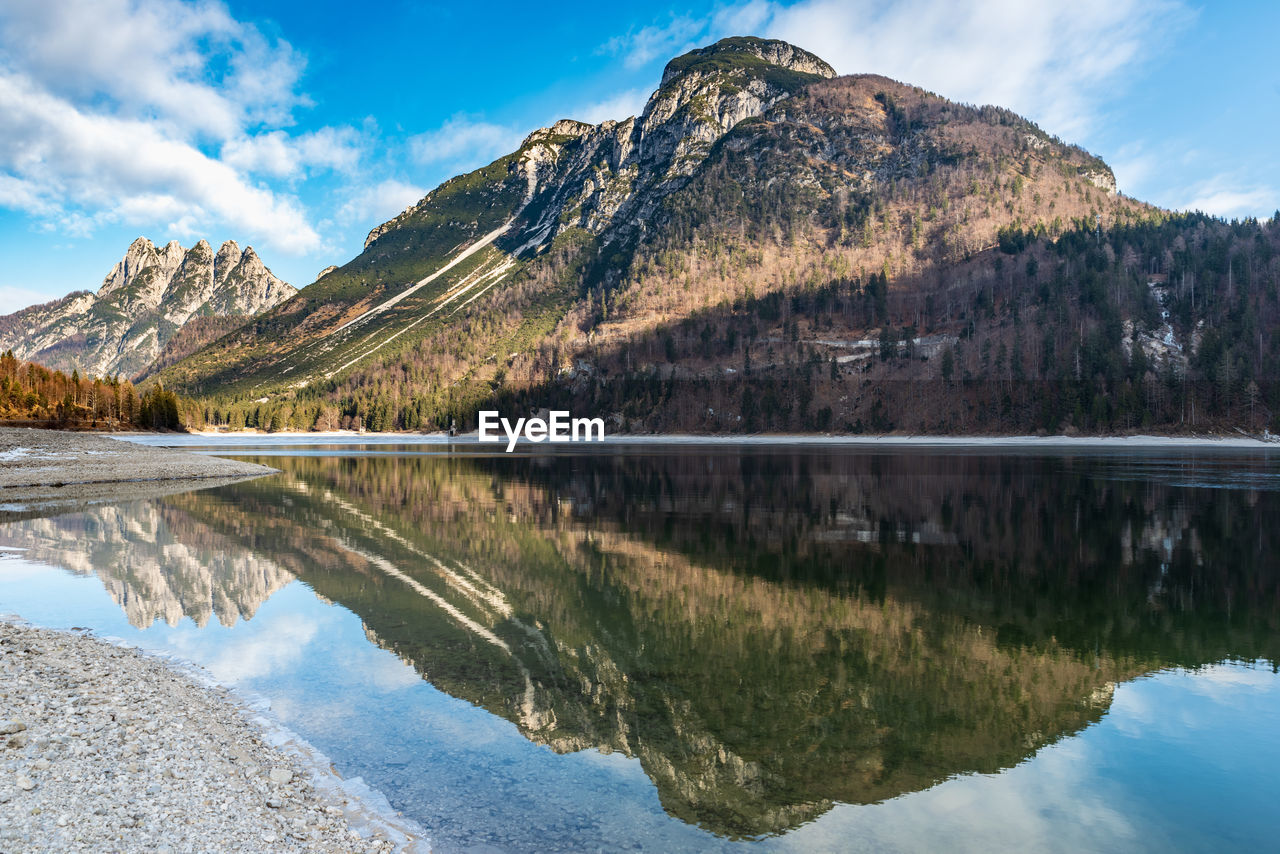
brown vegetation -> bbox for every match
[0,350,184,430]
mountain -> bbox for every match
[158,37,1278,435]
[156,38,842,395]
[0,237,295,380]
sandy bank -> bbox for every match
[0,428,277,518]
[0,619,427,853]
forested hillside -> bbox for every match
[492,212,1280,435]
[1,350,183,430]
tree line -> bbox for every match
[0,350,183,430]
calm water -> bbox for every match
[2,444,1279,853]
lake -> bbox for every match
[2,442,1278,853]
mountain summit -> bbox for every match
[364,37,838,257]
[507,37,838,248]
[0,237,294,379]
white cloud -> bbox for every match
[1181,662,1278,699]
[776,0,1189,137]
[1113,143,1279,218]
[220,132,301,179]
[0,0,335,256]
[0,173,56,217]
[336,179,427,228]
[772,729,1140,853]
[612,0,1191,140]
[1179,178,1277,220]
[221,126,364,179]
[1107,144,1160,195]
[408,114,526,172]
[0,72,323,253]
[204,613,319,682]
[602,14,706,70]
[711,1,775,37]
[570,87,652,124]
[0,0,304,141]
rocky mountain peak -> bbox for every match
[523,120,594,148]
[0,236,295,379]
[640,37,835,143]
[183,240,214,270]
[120,236,161,266]
[100,237,181,302]
[158,240,185,273]
[215,239,241,265]
[500,37,841,253]
[214,240,243,288]
[658,36,836,87]
[237,246,266,275]
[369,38,839,262]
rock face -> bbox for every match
[367,37,837,256]
[0,237,295,378]
[1080,167,1118,193]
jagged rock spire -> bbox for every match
[0,237,296,379]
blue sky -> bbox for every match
[1,0,1277,314]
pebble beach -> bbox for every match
[1,428,428,852]
[0,620,426,853]
[0,427,277,521]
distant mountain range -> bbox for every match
[14,36,1278,433]
[0,237,295,380]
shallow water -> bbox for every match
[2,445,1278,852]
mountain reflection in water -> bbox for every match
[2,448,1277,841]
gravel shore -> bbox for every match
[0,620,427,853]
[1,428,275,520]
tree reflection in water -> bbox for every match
[3,448,1276,838]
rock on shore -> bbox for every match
[0,621,421,853]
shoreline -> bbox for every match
[0,617,428,853]
[0,427,278,519]
[134,429,1279,450]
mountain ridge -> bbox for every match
[157,36,1120,399]
[153,36,1277,436]
[0,236,295,380]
